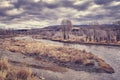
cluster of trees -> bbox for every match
[75,28,118,43]
[60,19,120,43]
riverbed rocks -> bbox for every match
[0,38,115,74]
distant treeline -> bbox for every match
[72,26,120,43]
[0,25,120,42]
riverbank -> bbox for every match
[0,57,42,80]
[34,36,120,47]
[0,37,114,74]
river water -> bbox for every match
[36,39,120,80]
[14,36,120,80]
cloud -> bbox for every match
[5,8,24,16]
[20,20,49,27]
[94,0,113,5]
[0,0,24,17]
[109,1,120,6]
[43,0,57,4]
[31,0,41,3]
[0,1,14,9]
[0,0,120,29]
[73,0,88,5]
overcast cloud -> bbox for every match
[0,0,120,29]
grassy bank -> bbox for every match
[33,36,120,47]
[0,37,114,74]
[0,58,42,80]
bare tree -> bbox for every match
[61,19,73,40]
[116,21,120,41]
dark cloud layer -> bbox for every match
[94,0,113,5]
[0,0,120,29]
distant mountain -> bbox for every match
[42,24,120,30]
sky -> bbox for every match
[0,0,120,29]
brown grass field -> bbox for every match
[0,58,42,80]
[0,37,114,74]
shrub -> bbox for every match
[5,71,17,80]
[17,68,32,80]
[0,58,9,72]
[82,49,86,53]
[0,76,4,80]
[0,58,40,80]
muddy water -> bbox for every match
[14,36,120,80]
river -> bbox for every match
[14,36,120,80]
[36,39,120,80]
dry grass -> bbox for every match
[17,68,32,80]
[0,58,42,80]
[0,76,4,80]
[0,58,9,72]
[0,38,114,73]
[6,71,17,80]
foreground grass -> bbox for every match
[0,37,114,73]
[0,58,42,80]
